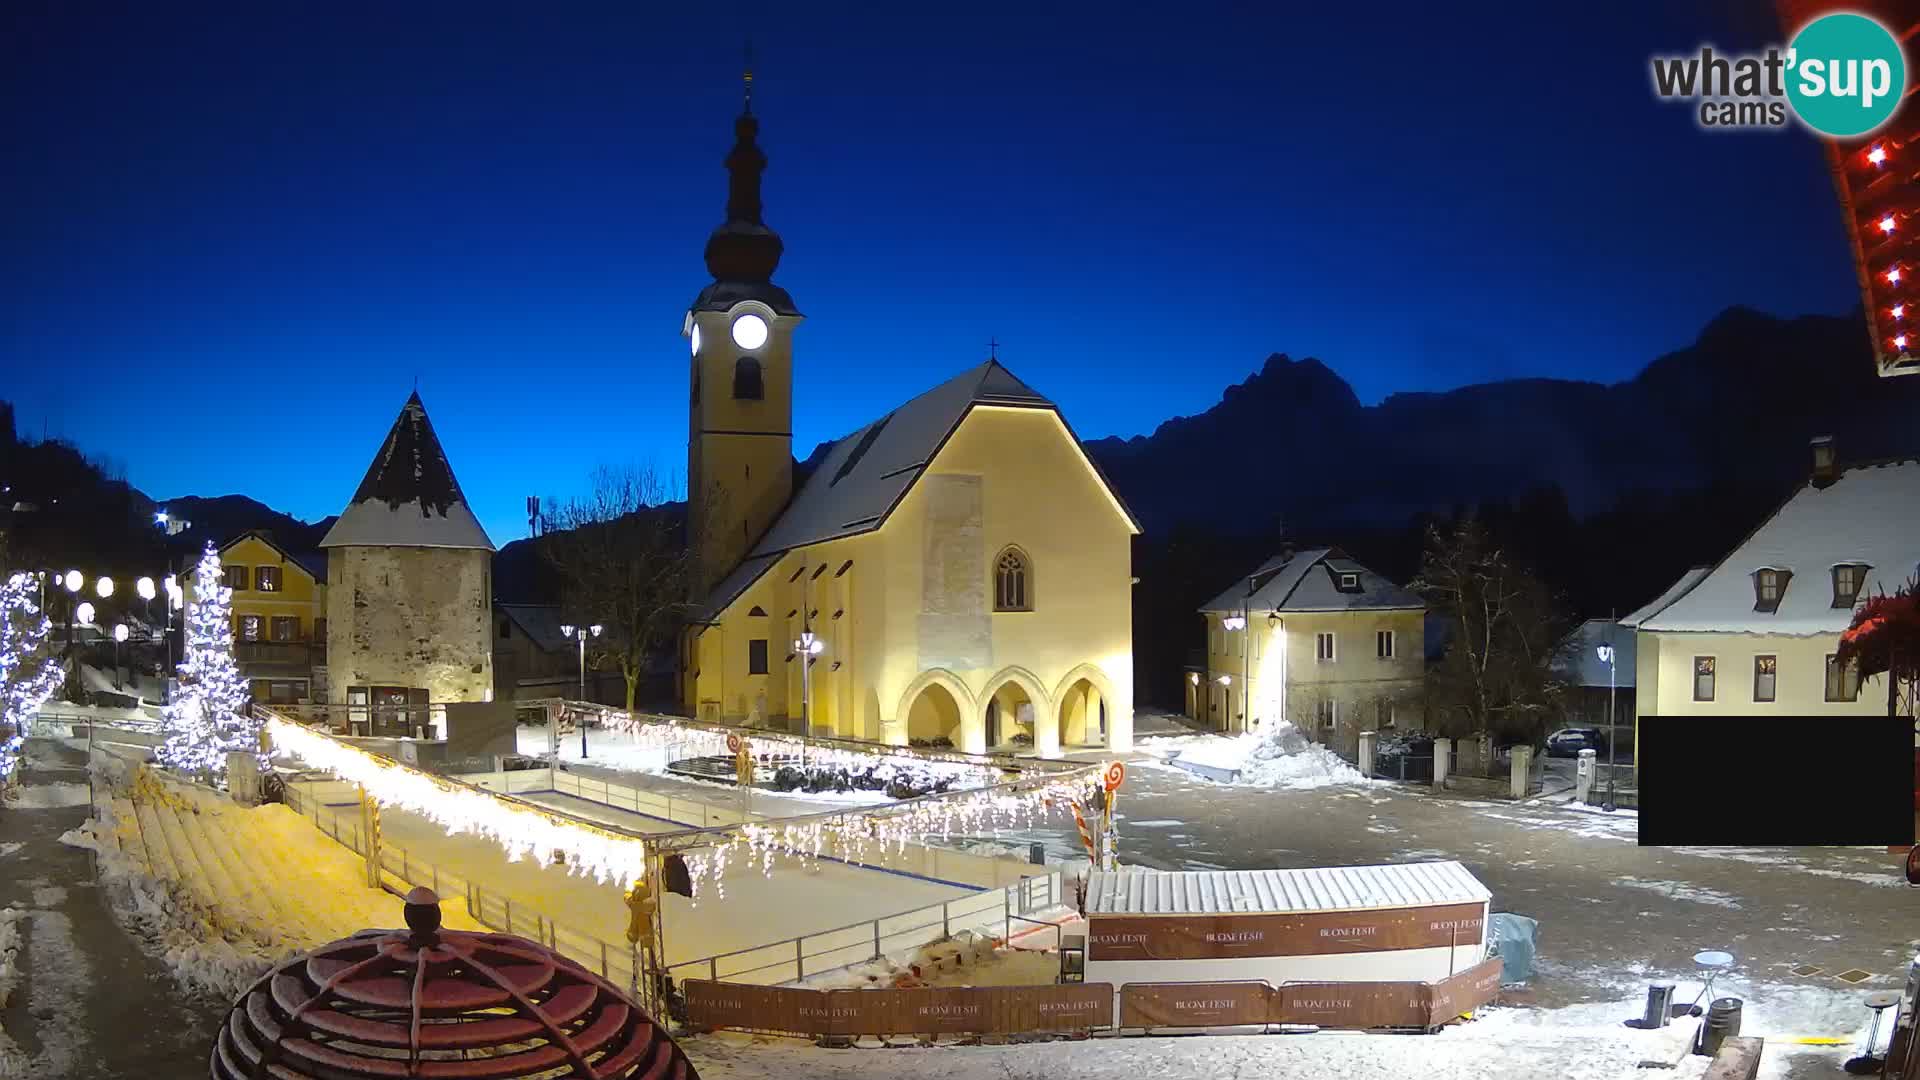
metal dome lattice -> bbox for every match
[211,888,696,1080]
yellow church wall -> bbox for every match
[686,403,1135,758]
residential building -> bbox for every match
[320,392,495,736]
[679,100,1139,755]
[1630,439,1920,744]
[1187,547,1426,758]
[1551,618,1635,750]
[191,530,328,705]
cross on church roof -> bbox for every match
[988,337,999,360]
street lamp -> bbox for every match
[559,623,602,758]
[95,576,114,599]
[76,601,95,625]
[1596,641,1618,811]
[794,630,825,734]
[63,570,82,593]
[113,623,128,689]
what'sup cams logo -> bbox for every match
[1651,12,1907,136]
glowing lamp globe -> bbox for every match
[96,576,114,598]
[210,888,697,1080]
[63,570,82,592]
[137,577,156,601]
[76,601,95,625]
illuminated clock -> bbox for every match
[731,313,769,351]
[690,323,702,356]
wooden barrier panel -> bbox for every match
[687,981,1113,1036]
[1276,980,1430,1029]
[1426,956,1505,1025]
[1119,982,1273,1028]
[1089,903,1486,961]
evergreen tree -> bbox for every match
[1,572,66,792]
[160,543,256,779]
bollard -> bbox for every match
[1643,984,1676,1028]
[1576,749,1596,804]
[1509,745,1533,799]
[1433,738,1452,788]
[1358,730,1376,778]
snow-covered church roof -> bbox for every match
[319,392,494,551]
[1636,458,1920,636]
[690,360,1140,622]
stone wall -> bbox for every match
[327,546,492,704]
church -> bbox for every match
[678,90,1139,757]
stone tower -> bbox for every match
[686,85,803,601]
[320,392,494,720]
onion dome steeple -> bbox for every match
[694,63,800,316]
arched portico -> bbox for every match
[980,666,1051,754]
[892,668,981,752]
[1052,663,1120,751]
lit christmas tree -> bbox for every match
[160,543,257,779]
[1,572,66,792]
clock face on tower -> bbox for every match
[731,313,769,351]
[690,323,702,356]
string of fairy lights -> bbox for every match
[264,712,1103,900]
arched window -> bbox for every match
[732,356,763,400]
[994,547,1031,611]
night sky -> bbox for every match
[3,3,1861,545]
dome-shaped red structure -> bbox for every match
[212,887,697,1079]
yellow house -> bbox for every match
[1629,443,1920,748]
[1189,547,1426,759]
[192,530,328,705]
[677,101,1140,756]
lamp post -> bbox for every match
[62,569,81,650]
[795,630,824,734]
[113,623,128,689]
[1596,640,1618,812]
[559,623,602,759]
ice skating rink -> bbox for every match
[291,779,979,974]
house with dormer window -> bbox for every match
[1628,437,1920,736]
[1187,547,1426,758]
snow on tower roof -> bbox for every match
[1636,458,1920,635]
[690,360,1140,622]
[1086,861,1491,917]
[319,392,494,551]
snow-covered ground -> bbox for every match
[514,723,899,806]
[1135,722,1370,789]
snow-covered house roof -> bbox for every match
[1618,567,1712,629]
[691,360,1141,622]
[1636,459,1920,636]
[319,392,494,552]
[496,603,569,654]
[1086,861,1491,917]
[1198,547,1424,615]
[1553,618,1635,688]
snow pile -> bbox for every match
[0,906,21,1008]
[58,816,285,1001]
[6,780,90,809]
[1150,723,1369,789]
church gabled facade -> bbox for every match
[678,98,1139,757]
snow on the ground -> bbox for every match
[0,843,22,860]
[1612,878,1744,910]
[3,781,90,809]
[0,906,20,1009]
[517,724,897,806]
[1136,722,1369,790]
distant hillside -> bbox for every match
[155,495,334,555]
[1086,307,1920,535]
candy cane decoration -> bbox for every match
[1070,800,1097,859]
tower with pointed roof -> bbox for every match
[685,70,802,602]
[320,393,496,722]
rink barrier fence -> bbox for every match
[683,955,1503,1038]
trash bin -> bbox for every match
[1644,984,1676,1028]
[1697,997,1743,1056]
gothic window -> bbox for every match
[994,547,1031,611]
[732,356,763,400]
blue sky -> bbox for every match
[2,2,1859,544]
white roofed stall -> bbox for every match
[1083,862,1494,990]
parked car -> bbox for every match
[1545,727,1609,758]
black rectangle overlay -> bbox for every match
[1638,715,1915,846]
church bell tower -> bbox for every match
[686,69,802,601]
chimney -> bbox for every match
[1810,435,1838,488]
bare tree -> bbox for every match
[1412,516,1570,747]
[538,467,697,712]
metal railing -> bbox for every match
[664,872,1060,987]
